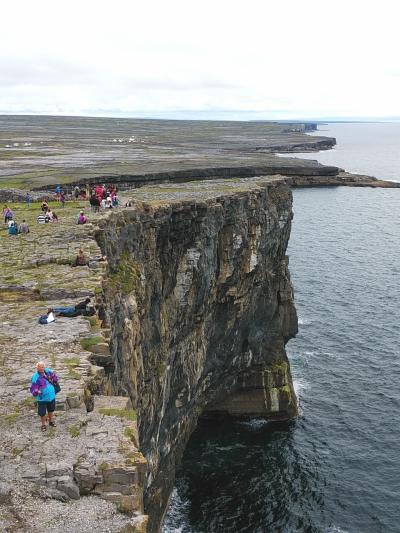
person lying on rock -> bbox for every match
[53,298,96,317]
[38,308,55,324]
[72,249,88,267]
[30,361,59,432]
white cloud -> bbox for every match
[1,0,400,118]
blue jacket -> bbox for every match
[31,368,56,402]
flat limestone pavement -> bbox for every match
[0,199,147,532]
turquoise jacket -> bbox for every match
[31,368,56,402]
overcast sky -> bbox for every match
[1,0,399,119]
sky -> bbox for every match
[1,0,400,120]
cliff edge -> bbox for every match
[95,177,298,531]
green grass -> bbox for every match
[83,315,99,328]
[64,356,81,380]
[109,252,140,294]
[20,396,36,409]
[80,336,103,350]
[123,426,138,447]
[98,408,136,421]
[68,424,81,438]
[4,412,20,424]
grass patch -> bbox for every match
[99,408,136,421]
[20,396,36,409]
[80,336,103,350]
[98,461,110,472]
[84,315,98,329]
[109,252,140,294]
[4,411,20,424]
[123,426,138,447]
[64,356,81,380]
[68,424,81,438]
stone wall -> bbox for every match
[95,178,298,532]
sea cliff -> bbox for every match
[95,177,298,531]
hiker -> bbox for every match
[38,308,55,324]
[55,185,62,197]
[60,191,66,208]
[77,211,87,225]
[72,249,88,267]
[74,185,80,199]
[25,192,31,207]
[112,194,119,207]
[30,361,59,432]
[19,220,30,234]
[89,194,100,213]
[41,201,49,213]
[3,206,13,224]
[54,298,95,317]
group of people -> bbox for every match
[89,184,119,212]
[3,205,30,235]
[38,201,59,224]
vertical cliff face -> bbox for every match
[95,178,298,532]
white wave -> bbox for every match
[293,378,309,397]
[237,419,270,430]
[162,488,192,533]
[324,527,349,533]
[298,316,311,326]
[215,443,247,451]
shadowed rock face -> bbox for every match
[96,178,298,532]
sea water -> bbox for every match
[163,123,400,533]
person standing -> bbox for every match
[30,361,59,432]
[25,192,31,207]
[60,191,65,208]
[3,205,13,224]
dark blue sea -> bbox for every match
[163,123,400,533]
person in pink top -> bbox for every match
[77,211,87,225]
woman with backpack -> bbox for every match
[30,361,60,432]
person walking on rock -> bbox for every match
[30,361,59,432]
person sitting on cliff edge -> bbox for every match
[77,211,87,225]
[72,249,88,267]
[30,361,60,432]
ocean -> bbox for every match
[163,123,400,533]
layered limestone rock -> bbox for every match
[95,177,298,531]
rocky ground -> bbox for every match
[0,199,147,532]
[0,116,335,190]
